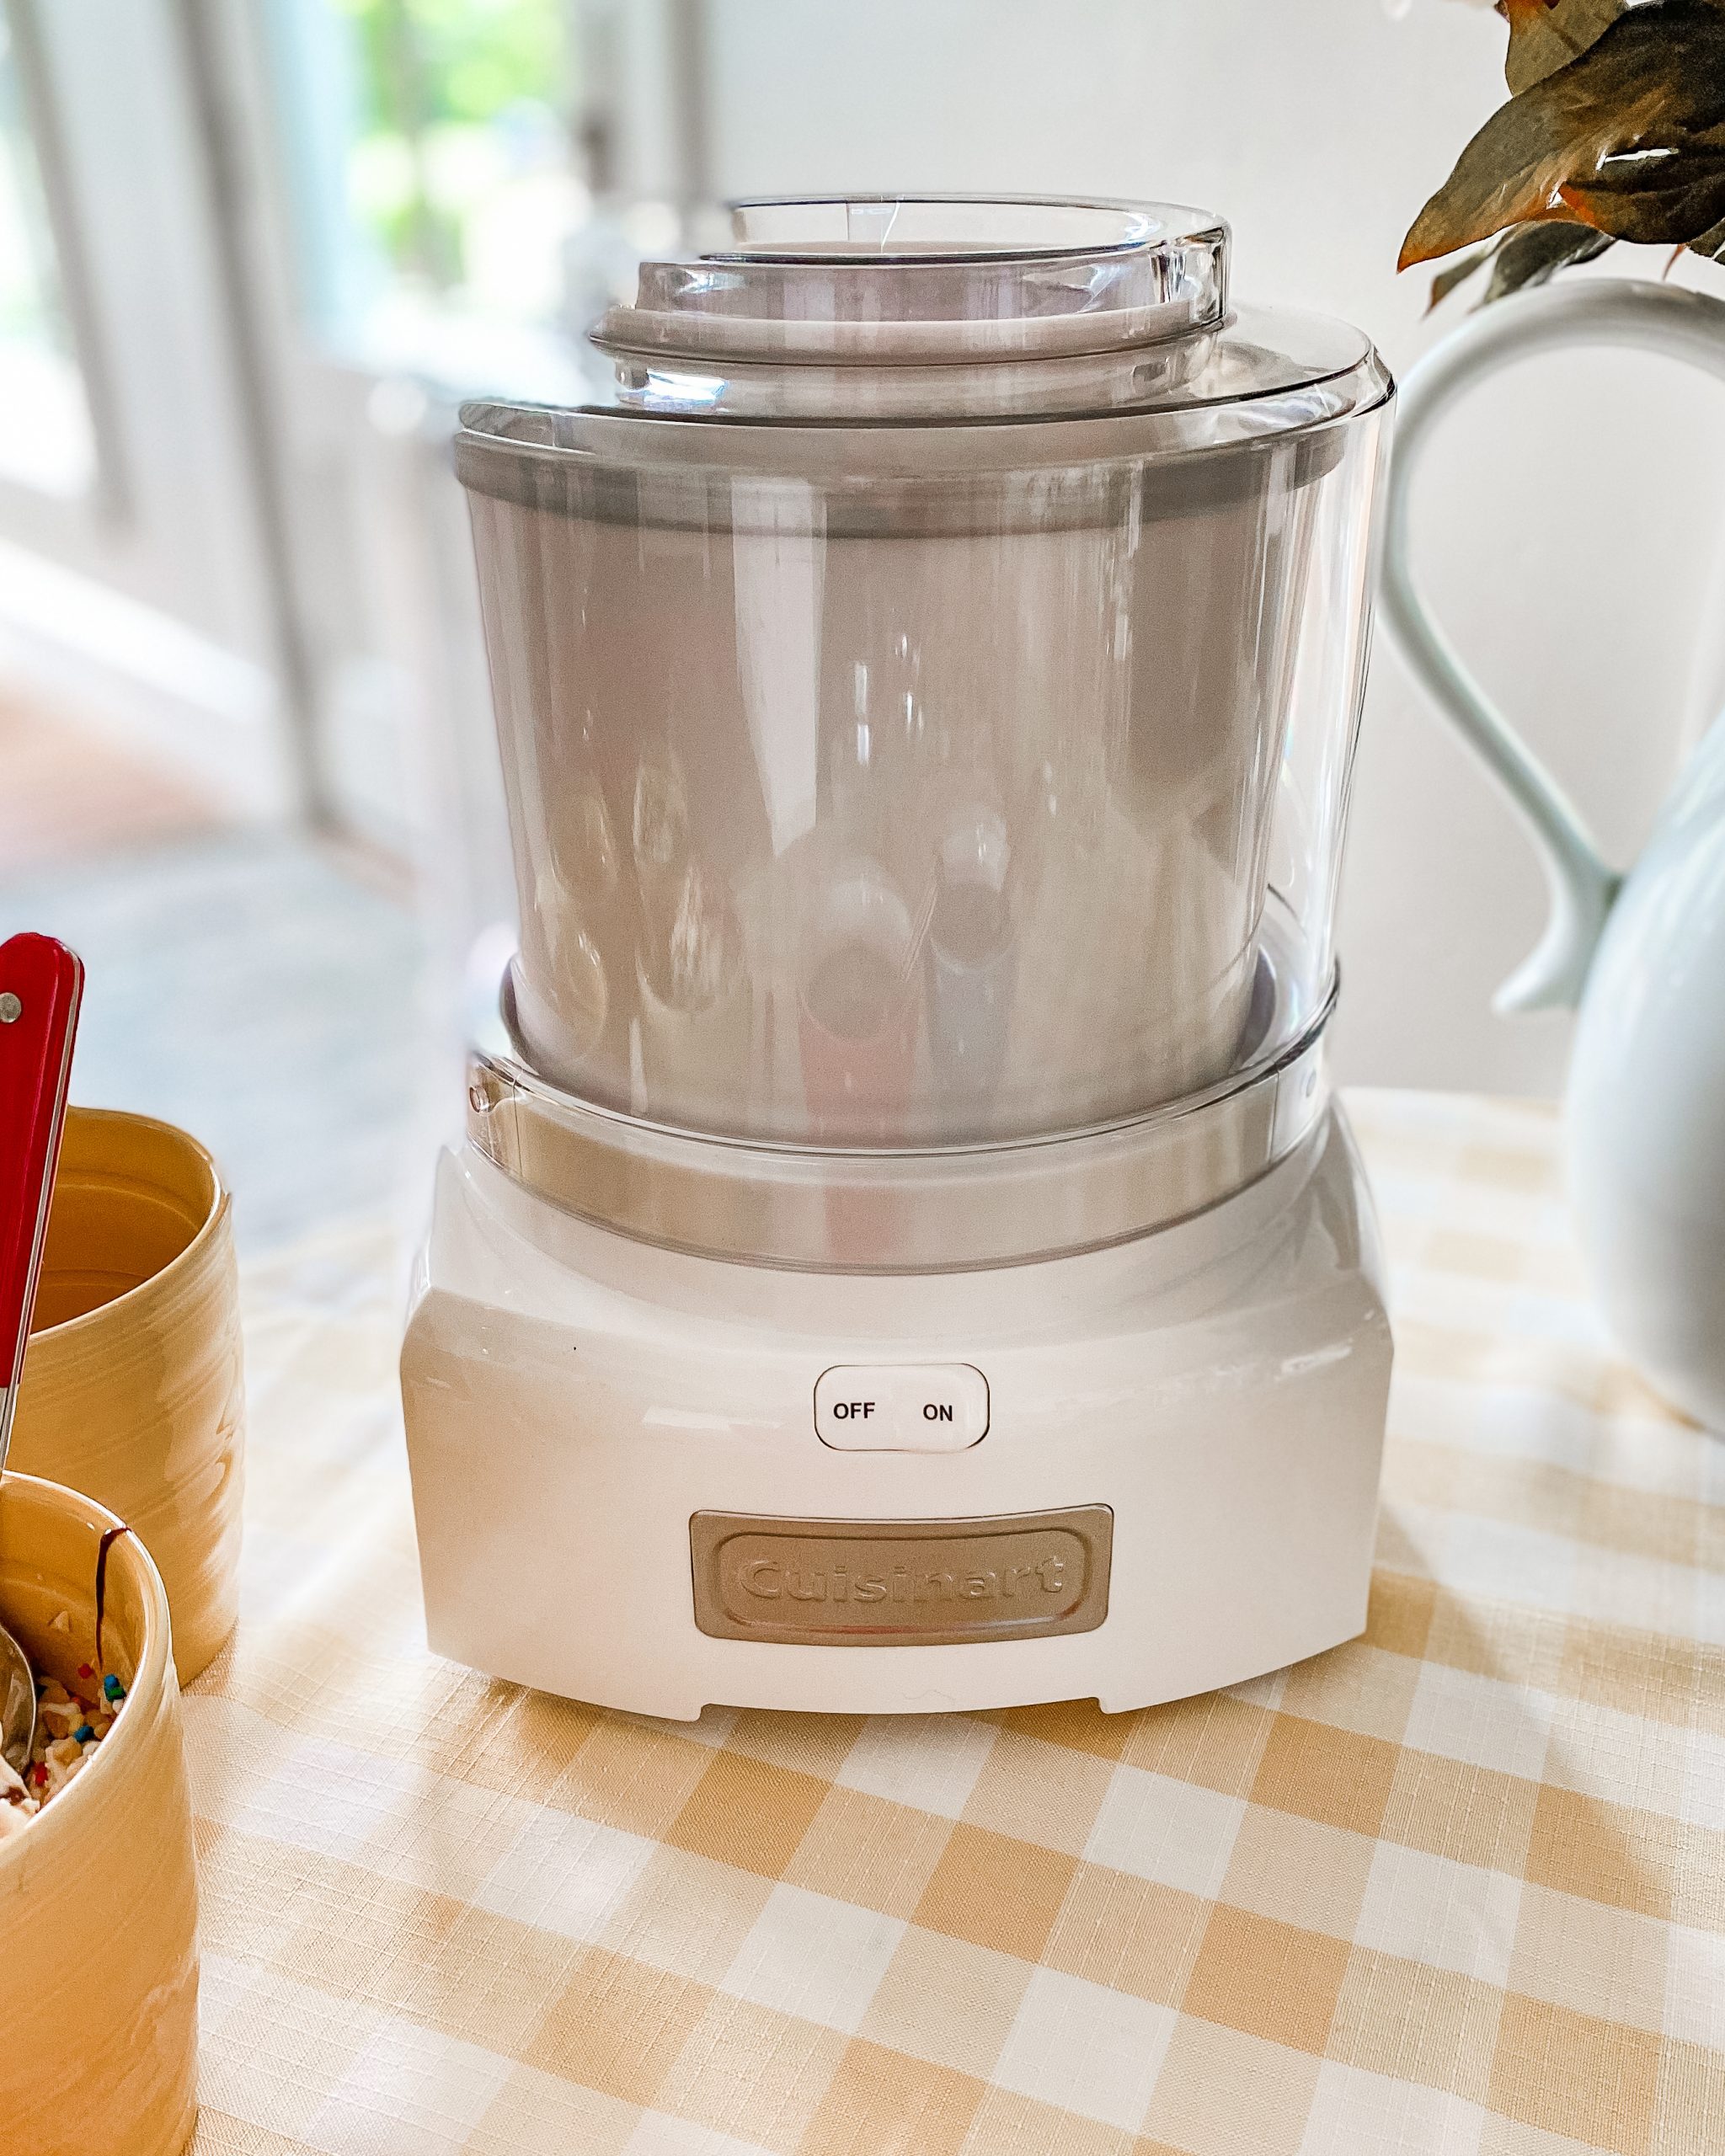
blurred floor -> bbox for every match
[0,695,430,1254]
[0,690,227,873]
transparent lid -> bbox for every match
[558,193,1375,424]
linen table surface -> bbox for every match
[183,1091,1725,2156]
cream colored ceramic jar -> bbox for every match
[9,1107,244,1684]
[0,1471,200,2156]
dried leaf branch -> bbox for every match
[1406,0,1725,307]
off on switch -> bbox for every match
[814,1364,989,1452]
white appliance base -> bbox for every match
[401,1105,1391,1719]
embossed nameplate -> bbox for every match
[690,1508,1112,1647]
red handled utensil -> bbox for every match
[0,933,83,1779]
[0,933,82,1470]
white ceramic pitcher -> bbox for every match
[1383,278,1725,1432]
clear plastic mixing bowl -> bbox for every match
[457,196,1391,1147]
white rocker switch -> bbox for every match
[814,1364,989,1452]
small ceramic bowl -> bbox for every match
[9,1107,243,1685]
[0,1471,200,2156]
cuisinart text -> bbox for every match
[689,1508,1112,1647]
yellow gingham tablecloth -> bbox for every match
[184,1091,1724,2156]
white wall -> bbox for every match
[686,0,1725,1093]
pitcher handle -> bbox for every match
[1382,277,1725,1011]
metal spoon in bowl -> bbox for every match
[0,934,83,1779]
[0,1630,32,1780]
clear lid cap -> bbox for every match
[596,195,1229,367]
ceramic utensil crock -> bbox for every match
[8,1107,244,1680]
[0,1470,199,2156]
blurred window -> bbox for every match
[337,0,579,319]
[274,0,601,387]
[0,14,95,496]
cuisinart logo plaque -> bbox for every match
[690,1508,1112,1646]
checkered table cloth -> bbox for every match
[184,1091,1724,2156]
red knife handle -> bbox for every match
[0,934,83,1390]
